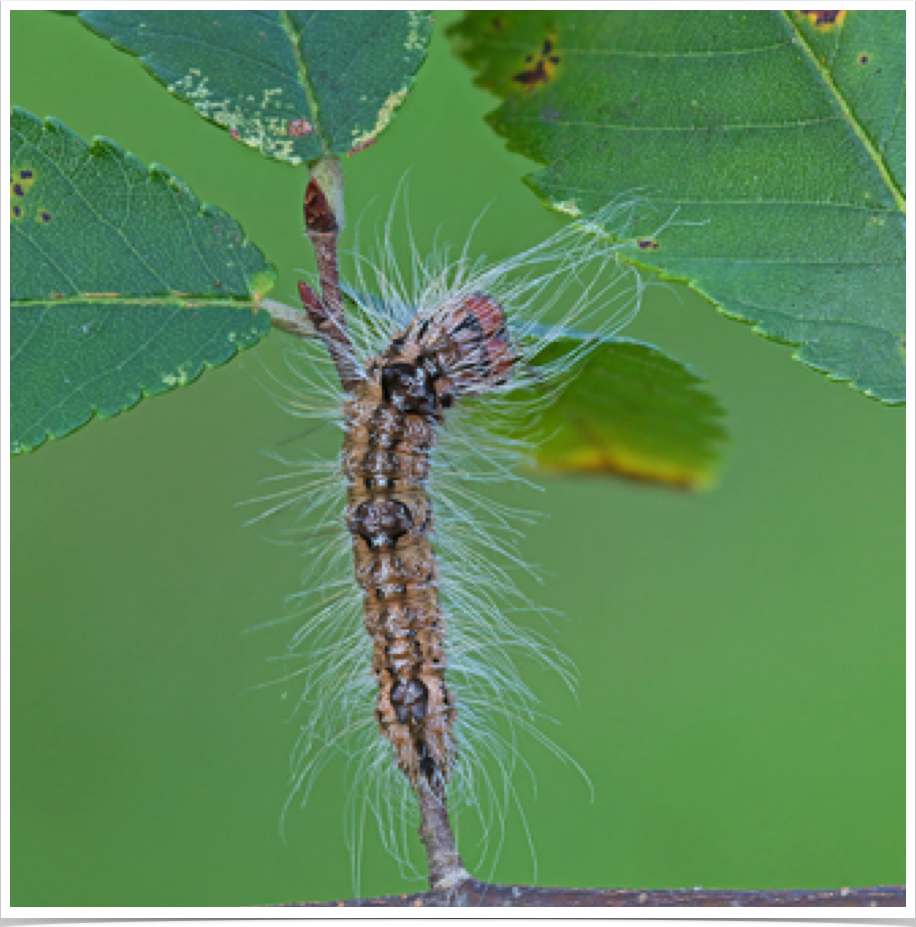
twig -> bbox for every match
[273,882,906,908]
[298,158,361,391]
[414,779,469,890]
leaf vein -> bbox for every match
[879,81,905,156]
[129,26,299,85]
[24,306,184,435]
[517,115,844,133]
[489,39,794,60]
[278,10,328,154]
[659,256,903,266]
[539,183,899,213]
[17,125,174,292]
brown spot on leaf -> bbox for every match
[858,53,869,64]
[491,15,506,31]
[637,238,659,251]
[799,10,846,28]
[39,210,51,224]
[287,118,313,137]
[513,34,561,89]
[349,137,378,156]
[11,166,37,221]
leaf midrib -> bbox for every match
[781,11,905,214]
[12,295,263,309]
[278,10,328,156]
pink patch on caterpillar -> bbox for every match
[461,293,515,385]
[460,293,506,340]
[433,293,516,395]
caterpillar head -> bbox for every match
[380,361,439,415]
[378,294,515,415]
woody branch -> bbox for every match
[273,883,905,908]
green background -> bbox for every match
[10,11,903,907]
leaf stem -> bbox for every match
[277,10,328,154]
[260,297,316,338]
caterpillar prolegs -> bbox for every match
[345,295,513,791]
[257,194,647,884]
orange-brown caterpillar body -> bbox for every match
[342,294,513,787]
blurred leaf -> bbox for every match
[10,108,276,455]
[521,332,727,488]
[451,10,905,403]
[76,10,433,164]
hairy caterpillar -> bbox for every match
[345,291,514,793]
[248,196,651,885]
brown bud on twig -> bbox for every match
[304,157,344,234]
[297,280,325,322]
[304,178,338,234]
[296,157,360,391]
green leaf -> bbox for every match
[76,10,433,164]
[519,332,726,488]
[450,11,905,403]
[10,107,276,455]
